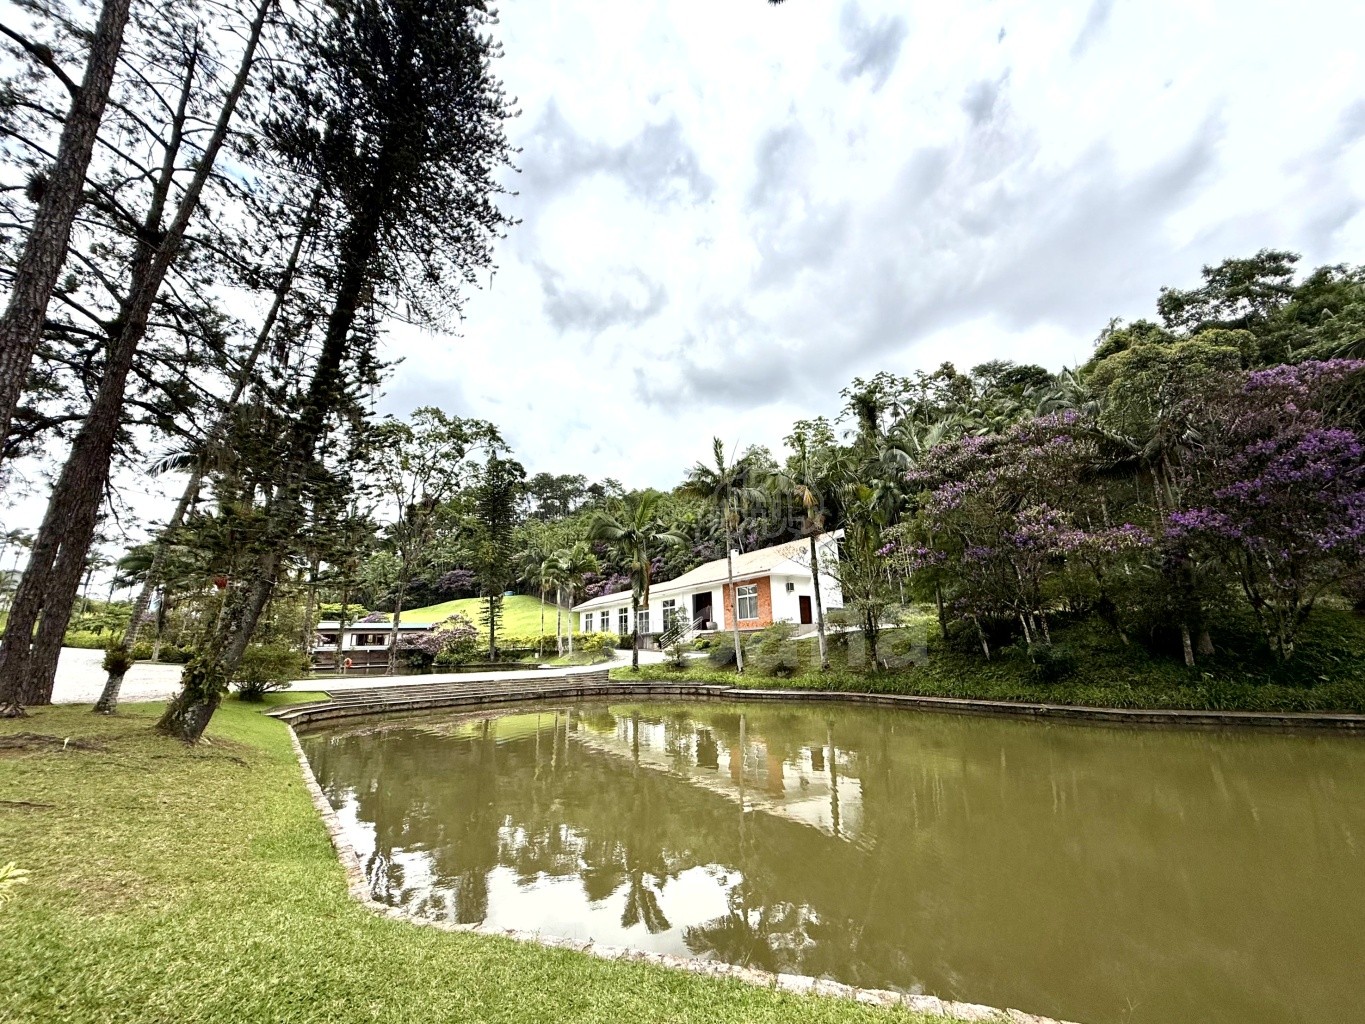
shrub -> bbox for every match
[61,631,107,650]
[666,642,687,671]
[130,641,154,660]
[157,645,192,665]
[706,643,738,669]
[232,642,307,701]
[1343,576,1365,613]
[398,613,480,669]
[317,603,369,623]
[579,632,618,655]
[616,633,636,650]
[747,622,801,678]
[1026,642,1080,684]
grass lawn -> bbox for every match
[618,607,1365,714]
[0,696,949,1024]
[394,593,570,633]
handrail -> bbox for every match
[659,613,707,649]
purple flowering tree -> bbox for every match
[1169,359,1365,658]
[396,613,479,669]
[1171,425,1364,658]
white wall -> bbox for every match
[576,538,845,634]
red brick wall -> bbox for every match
[722,575,772,630]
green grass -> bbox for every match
[0,696,948,1024]
[619,608,1365,714]
[395,593,570,633]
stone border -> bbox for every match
[272,680,1365,732]
[283,723,1079,1024]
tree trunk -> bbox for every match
[724,525,744,674]
[386,582,406,675]
[934,582,948,641]
[973,615,991,660]
[301,554,319,653]
[0,381,125,706]
[1197,626,1214,658]
[157,554,277,742]
[808,534,829,671]
[1180,622,1195,667]
[98,183,318,714]
[631,594,640,671]
[335,585,350,672]
[0,0,133,453]
[0,0,272,710]
[538,588,545,657]
[556,587,563,655]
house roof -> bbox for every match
[316,620,433,631]
[572,532,837,612]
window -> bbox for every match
[583,612,595,632]
[636,609,650,635]
[736,584,759,622]
[618,607,629,634]
[662,598,679,631]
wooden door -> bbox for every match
[799,595,813,624]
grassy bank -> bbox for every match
[0,697,946,1024]
[393,593,569,631]
[616,608,1365,713]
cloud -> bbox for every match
[838,2,909,91]
[515,102,714,222]
[1071,0,1116,58]
[961,76,1008,128]
[538,264,668,333]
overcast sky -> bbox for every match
[5,0,1365,562]
[376,0,1365,490]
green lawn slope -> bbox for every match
[394,593,573,633]
[0,697,947,1024]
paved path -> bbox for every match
[48,644,707,706]
[50,647,186,705]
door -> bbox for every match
[693,591,713,627]
[799,595,813,624]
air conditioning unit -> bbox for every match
[785,582,795,593]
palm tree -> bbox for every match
[587,492,685,670]
[515,543,552,656]
[774,430,840,671]
[682,439,765,674]
[547,542,598,655]
[540,556,567,656]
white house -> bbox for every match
[310,619,434,671]
[571,532,843,642]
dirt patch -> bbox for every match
[0,732,108,754]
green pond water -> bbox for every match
[299,700,1364,1024]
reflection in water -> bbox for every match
[301,701,1365,1024]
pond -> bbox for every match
[299,700,1364,1024]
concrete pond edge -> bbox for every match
[272,677,1365,732]
[283,723,1081,1024]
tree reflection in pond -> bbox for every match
[301,700,1365,1024]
